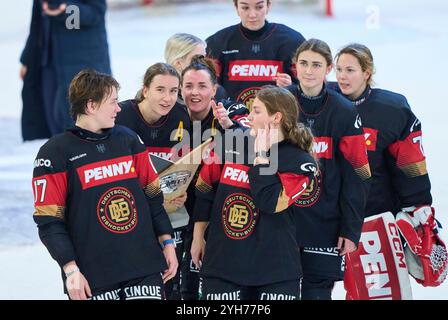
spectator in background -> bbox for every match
[20,0,111,140]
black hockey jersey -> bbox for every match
[185,103,250,215]
[194,138,317,285]
[116,99,191,162]
[286,84,371,247]
[206,22,305,109]
[327,84,432,216]
[32,126,173,291]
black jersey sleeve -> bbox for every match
[337,111,371,244]
[193,152,223,222]
[132,134,173,236]
[32,141,77,268]
[386,105,432,208]
[248,150,316,214]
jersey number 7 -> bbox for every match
[412,135,425,156]
[33,179,47,203]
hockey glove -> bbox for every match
[396,206,448,287]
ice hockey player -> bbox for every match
[206,0,305,109]
[332,43,447,299]
[286,39,371,300]
[191,86,317,300]
[116,62,190,300]
[32,69,177,300]
[179,55,250,300]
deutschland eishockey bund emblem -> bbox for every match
[222,193,258,240]
[97,186,138,234]
[294,169,323,207]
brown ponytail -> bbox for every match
[288,122,314,154]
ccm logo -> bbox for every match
[77,156,136,189]
[221,164,250,189]
[228,60,283,81]
[34,158,51,168]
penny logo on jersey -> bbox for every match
[294,169,322,207]
[97,187,138,234]
[363,128,378,152]
[230,60,284,111]
[222,193,257,240]
[77,156,136,190]
[228,60,283,81]
[312,137,333,159]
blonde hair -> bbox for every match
[335,43,375,86]
[256,86,314,154]
[164,33,205,67]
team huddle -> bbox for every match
[32,0,447,300]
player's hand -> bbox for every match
[272,72,292,87]
[42,1,67,16]
[253,123,278,153]
[20,65,27,80]
[163,193,187,213]
[162,244,178,284]
[191,237,206,270]
[211,100,233,129]
[171,193,187,208]
[337,237,357,256]
[64,262,92,300]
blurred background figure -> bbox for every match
[20,0,111,140]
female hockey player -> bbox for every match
[334,43,432,219]
[205,0,305,109]
[32,69,177,300]
[190,86,317,300]
[179,55,248,300]
[165,33,206,77]
[333,44,445,296]
[115,62,191,299]
[286,39,371,300]
[164,33,228,104]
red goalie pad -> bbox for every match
[344,212,413,300]
[396,206,448,287]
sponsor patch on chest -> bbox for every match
[228,60,283,81]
